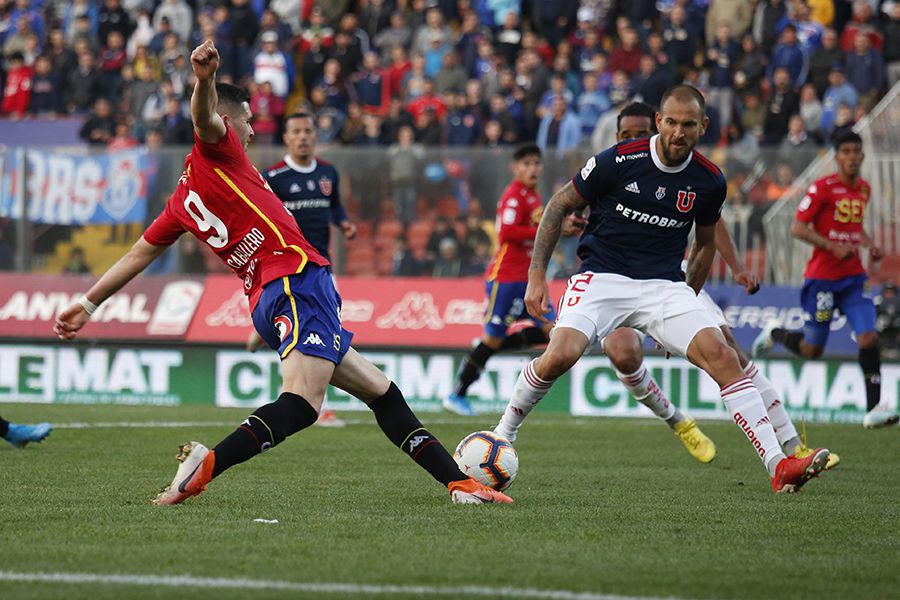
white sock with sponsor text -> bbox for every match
[616,364,679,423]
[494,359,554,444]
[744,362,800,454]
[721,377,785,477]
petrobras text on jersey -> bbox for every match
[615,203,691,228]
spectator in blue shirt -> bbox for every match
[445,90,482,146]
[706,24,740,128]
[768,24,808,88]
[845,34,885,111]
[537,95,581,156]
[821,65,859,133]
[575,72,611,138]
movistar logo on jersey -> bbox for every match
[615,152,648,163]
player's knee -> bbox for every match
[858,331,879,348]
[537,348,579,380]
[704,340,741,373]
[607,344,643,374]
[252,392,319,445]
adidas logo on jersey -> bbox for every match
[626,182,640,194]
[304,333,326,346]
[289,183,302,193]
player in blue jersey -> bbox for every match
[264,112,357,261]
[247,112,357,426]
[495,85,831,493]
[1,416,51,448]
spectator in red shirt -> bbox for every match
[839,1,883,53]
[1,52,33,118]
[250,81,285,145]
[609,27,643,76]
[99,30,127,99]
[406,78,447,121]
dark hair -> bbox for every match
[513,144,542,161]
[215,82,250,112]
[833,130,862,151]
[659,84,706,117]
[284,111,314,126]
[617,101,657,132]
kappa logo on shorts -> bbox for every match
[274,315,293,342]
[304,332,326,346]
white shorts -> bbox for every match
[556,272,720,358]
[697,289,728,328]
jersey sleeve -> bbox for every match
[695,174,727,226]
[143,197,185,247]
[572,147,616,203]
[795,180,825,223]
[496,195,538,243]
[193,125,244,166]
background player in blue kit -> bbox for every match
[444,145,586,416]
[495,85,831,493]
[247,111,358,426]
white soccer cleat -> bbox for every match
[152,441,215,505]
[863,406,900,429]
[751,322,777,357]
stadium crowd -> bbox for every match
[0,0,895,151]
[0,0,896,280]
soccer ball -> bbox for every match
[453,431,519,491]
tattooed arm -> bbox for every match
[525,181,589,322]
[685,222,717,295]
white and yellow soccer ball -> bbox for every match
[453,431,518,491]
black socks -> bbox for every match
[454,328,548,397]
[772,328,804,355]
[212,392,319,478]
[859,346,882,411]
[369,382,467,485]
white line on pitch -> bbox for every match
[50,418,608,429]
[0,571,686,600]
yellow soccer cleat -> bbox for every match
[795,420,840,470]
[794,445,840,470]
[673,417,716,463]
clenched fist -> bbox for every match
[191,40,220,81]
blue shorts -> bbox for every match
[800,273,876,347]
[252,266,354,364]
[483,280,556,338]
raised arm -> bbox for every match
[714,219,759,294]
[53,237,169,340]
[190,40,227,144]
[685,222,717,295]
[524,181,588,321]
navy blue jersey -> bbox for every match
[264,157,348,261]
[572,135,727,281]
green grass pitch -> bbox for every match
[1,403,899,600]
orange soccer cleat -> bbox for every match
[448,477,514,504]
[152,442,216,505]
[771,448,830,494]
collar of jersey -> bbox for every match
[284,155,318,173]
[649,134,692,174]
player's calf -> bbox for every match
[370,382,472,488]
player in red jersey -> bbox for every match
[53,40,512,506]
[753,131,899,429]
[444,145,585,416]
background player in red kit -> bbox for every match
[444,144,585,416]
[754,130,900,429]
[53,40,512,506]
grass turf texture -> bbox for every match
[1,404,899,600]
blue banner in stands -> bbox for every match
[0,147,155,225]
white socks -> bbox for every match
[617,364,678,422]
[721,377,785,477]
[745,362,800,454]
[495,359,553,443]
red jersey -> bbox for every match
[1,65,32,115]
[144,126,329,310]
[796,173,869,280]
[485,180,543,283]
